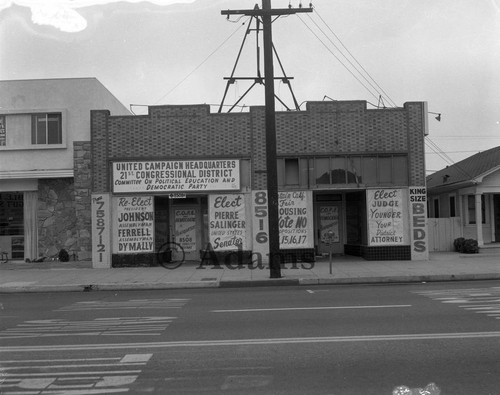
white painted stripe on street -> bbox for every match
[2,331,500,352]
[211,304,411,313]
[2,370,142,377]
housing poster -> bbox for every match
[367,189,405,245]
[209,194,247,251]
[113,196,154,253]
[278,191,314,249]
[112,159,240,193]
[174,209,197,252]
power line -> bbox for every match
[154,20,247,105]
[297,14,382,103]
[308,7,398,108]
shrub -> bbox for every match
[453,237,479,253]
[453,237,465,252]
[58,249,70,262]
[462,239,479,254]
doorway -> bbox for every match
[155,196,208,262]
[316,200,343,255]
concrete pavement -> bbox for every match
[0,250,499,293]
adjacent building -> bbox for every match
[427,146,500,250]
[0,78,130,261]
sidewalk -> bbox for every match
[0,252,499,293]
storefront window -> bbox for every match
[347,157,361,184]
[316,158,331,184]
[331,157,346,184]
[362,156,377,185]
[378,156,392,184]
[393,156,408,185]
[0,192,24,235]
[285,158,299,186]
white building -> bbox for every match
[0,78,130,261]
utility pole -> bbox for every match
[222,1,312,278]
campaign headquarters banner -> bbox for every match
[112,159,240,193]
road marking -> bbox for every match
[57,298,189,312]
[211,304,411,313]
[2,331,499,352]
[413,287,500,321]
[0,353,151,394]
[0,317,175,339]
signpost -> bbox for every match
[324,230,335,275]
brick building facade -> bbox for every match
[85,100,429,268]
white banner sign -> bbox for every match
[91,194,111,268]
[367,189,405,245]
[112,160,240,193]
[113,196,154,253]
[409,186,429,260]
[278,191,314,249]
[209,194,247,251]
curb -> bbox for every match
[219,279,300,288]
[1,273,499,293]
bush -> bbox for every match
[453,237,465,252]
[453,237,479,254]
[58,249,70,262]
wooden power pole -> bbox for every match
[221,1,312,278]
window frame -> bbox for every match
[31,113,63,145]
[0,109,67,150]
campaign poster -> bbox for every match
[174,209,197,252]
[113,196,154,253]
[278,191,314,249]
[209,194,247,251]
[367,189,405,245]
[319,205,340,244]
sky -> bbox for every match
[1,0,499,173]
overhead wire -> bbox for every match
[425,137,476,180]
[312,7,398,108]
[154,19,248,105]
[297,5,398,107]
[297,14,382,104]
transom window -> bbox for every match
[31,113,62,144]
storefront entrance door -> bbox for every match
[316,203,343,255]
[173,206,200,261]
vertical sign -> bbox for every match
[0,115,6,146]
[252,190,270,264]
[367,189,405,245]
[174,209,197,252]
[91,194,111,268]
[278,191,314,248]
[113,196,154,253]
[209,194,247,250]
[409,187,429,260]
[319,206,340,244]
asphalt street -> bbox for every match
[1,280,499,394]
